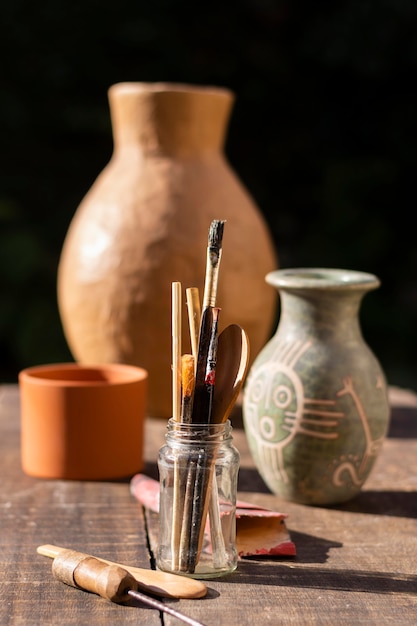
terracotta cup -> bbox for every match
[19,363,148,480]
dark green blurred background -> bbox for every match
[1,1,416,390]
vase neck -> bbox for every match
[108,82,234,158]
[278,288,368,340]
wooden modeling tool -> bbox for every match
[38,545,207,626]
[212,324,250,424]
[37,544,207,599]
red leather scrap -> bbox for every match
[130,474,296,558]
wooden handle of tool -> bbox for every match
[37,544,208,599]
[52,549,138,603]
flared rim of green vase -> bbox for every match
[266,267,380,291]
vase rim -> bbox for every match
[109,81,233,98]
[266,267,380,290]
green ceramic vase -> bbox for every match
[242,268,390,505]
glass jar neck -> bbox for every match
[165,418,232,447]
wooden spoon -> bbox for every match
[212,324,250,424]
[37,544,207,599]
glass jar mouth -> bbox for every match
[266,267,380,291]
[165,418,232,443]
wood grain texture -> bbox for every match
[1,384,417,625]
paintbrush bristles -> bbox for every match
[208,219,225,251]
[203,220,225,308]
[181,354,195,397]
[180,354,195,424]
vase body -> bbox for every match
[242,268,390,505]
[57,83,277,417]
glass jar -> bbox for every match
[156,419,240,579]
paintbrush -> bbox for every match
[191,220,225,424]
[183,220,225,572]
[185,305,221,572]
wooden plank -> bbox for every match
[1,384,417,625]
[0,387,160,625]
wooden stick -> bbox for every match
[186,287,201,366]
[171,281,182,571]
[208,471,228,569]
[178,455,197,571]
[171,282,182,422]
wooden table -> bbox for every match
[1,384,416,625]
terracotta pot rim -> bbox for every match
[109,81,233,98]
[266,267,380,291]
[18,362,148,387]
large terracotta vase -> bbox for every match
[57,82,277,418]
[242,268,390,505]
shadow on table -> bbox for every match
[283,530,342,564]
[229,560,417,595]
[388,406,417,438]
[329,490,417,519]
[237,469,417,520]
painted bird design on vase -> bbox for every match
[244,338,383,493]
[333,374,385,487]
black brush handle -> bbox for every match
[186,448,212,573]
[191,307,213,423]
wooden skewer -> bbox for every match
[178,455,197,571]
[171,281,182,571]
[171,282,182,423]
[186,287,201,366]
